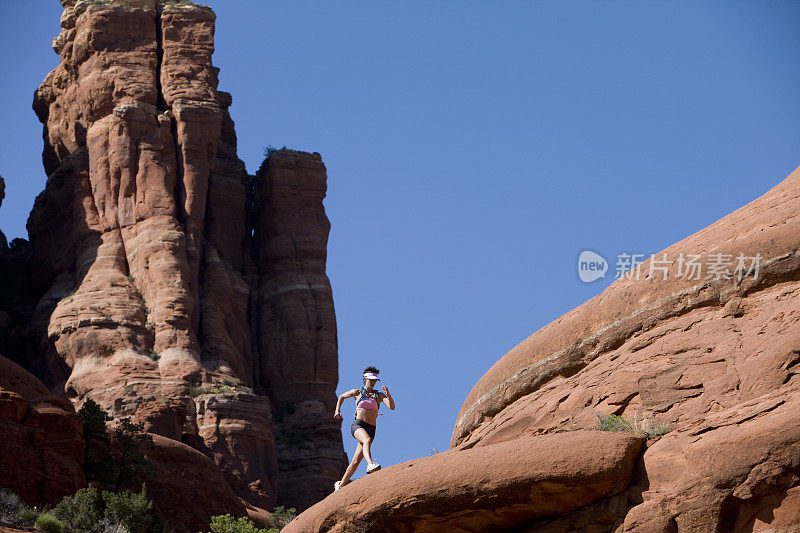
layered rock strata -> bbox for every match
[26,0,344,511]
[253,151,343,507]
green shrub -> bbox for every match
[112,418,155,491]
[35,513,65,533]
[45,485,168,533]
[146,350,160,361]
[53,485,102,531]
[0,487,20,519]
[85,449,117,485]
[102,485,161,533]
[78,398,111,441]
[596,413,632,432]
[0,487,37,526]
[262,145,288,158]
[18,506,39,525]
[79,399,119,485]
[267,506,296,531]
[209,514,266,533]
[596,413,671,437]
[189,384,250,398]
[79,402,157,489]
[189,386,211,397]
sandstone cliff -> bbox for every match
[286,165,800,530]
[9,0,345,513]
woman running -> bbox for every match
[332,366,395,491]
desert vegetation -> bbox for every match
[595,412,671,437]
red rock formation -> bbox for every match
[26,0,344,512]
[0,355,85,505]
[194,392,278,508]
[289,166,800,530]
[447,164,800,531]
[254,150,345,507]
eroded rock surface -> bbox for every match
[21,0,344,512]
[444,165,800,531]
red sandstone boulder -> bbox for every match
[0,356,84,505]
[285,430,645,532]
[145,434,249,532]
[621,389,800,532]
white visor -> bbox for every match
[363,372,380,381]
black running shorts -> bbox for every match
[351,419,376,439]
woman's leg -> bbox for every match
[353,427,377,465]
[339,441,363,485]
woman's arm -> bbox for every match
[333,388,359,419]
[380,386,395,410]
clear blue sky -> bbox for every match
[2,1,800,482]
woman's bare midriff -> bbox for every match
[355,407,379,425]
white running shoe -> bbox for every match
[366,462,381,474]
[334,480,342,491]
